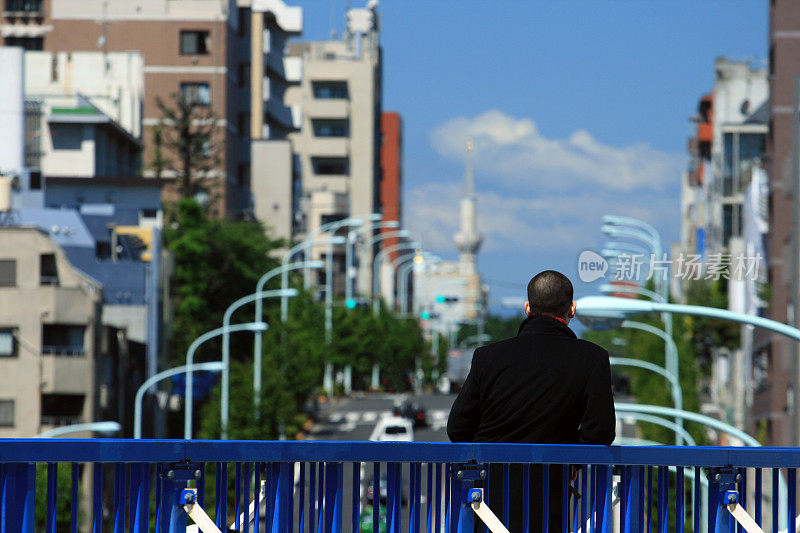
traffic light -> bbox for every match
[345,298,357,309]
[435,295,459,304]
[420,311,431,320]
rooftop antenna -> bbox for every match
[329,0,337,39]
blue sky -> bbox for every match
[289,0,767,315]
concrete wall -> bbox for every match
[252,139,293,239]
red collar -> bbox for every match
[534,313,568,326]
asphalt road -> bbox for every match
[301,392,456,532]
[308,392,456,443]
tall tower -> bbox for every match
[454,138,482,275]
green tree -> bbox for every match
[197,292,431,439]
[164,199,283,366]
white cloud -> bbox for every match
[430,110,684,192]
[405,183,679,256]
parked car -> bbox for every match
[397,399,427,427]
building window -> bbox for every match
[0,400,13,427]
[4,0,42,13]
[312,119,349,138]
[312,81,349,99]
[3,36,42,50]
[41,394,84,427]
[180,30,210,55]
[40,254,59,286]
[42,325,85,356]
[320,214,347,226]
[312,157,349,176]
[0,329,15,357]
[179,83,211,106]
[0,260,16,287]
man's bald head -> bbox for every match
[527,270,574,319]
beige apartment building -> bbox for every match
[2,0,252,215]
[251,2,382,294]
[0,226,102,437]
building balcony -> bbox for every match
[38,286,94,323]
[41,354,90,394]
[306,99,349,119]
[265,53,303,83]
[698,122,712,143]
[307,137,349,158]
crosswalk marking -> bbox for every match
[325,409,450,428]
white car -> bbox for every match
[369,416,414,442]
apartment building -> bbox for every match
[0,226,102,437]
[680,58,768,261]
[1,0,252,215]
[252,1,383,296]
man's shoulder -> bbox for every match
[573,338,611,361]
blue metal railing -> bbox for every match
[0,440,797,533]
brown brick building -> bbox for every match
[757,0,800,445]
[1,0,252,216]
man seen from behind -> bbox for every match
[447,270,616,532]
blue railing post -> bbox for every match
[594,465,613,533]
[324,462,343,533]
[623,466,643,533]
[162,465,200,533]
[276,462,294,533]
[3,463,35,533]
[449,464,484,533]
[708,468,736,533]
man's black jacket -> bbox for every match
[447,313,616,445]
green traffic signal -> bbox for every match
[435,295,446,304]
[346,299,357,309]
[420,311,431,320]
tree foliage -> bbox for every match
[197,294,430,440]
[164,199,283,366]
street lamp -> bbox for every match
[220,288,298,429]
[36,422,121,438]
[398,253,441,315]
[372,241,420,316]
[609,356,681,421]
[303,214,381,288]
[184,322,267,440]
[386,249,420,310]
[347,220,399,302]
[599,283,664,303]
[576,295,800,341]
[281,236,346,323]
[134,361,225,439]
[253,261,322,417]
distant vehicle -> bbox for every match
[397,399,427,427]
[370,416,414,442]
[437,375,451,394]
